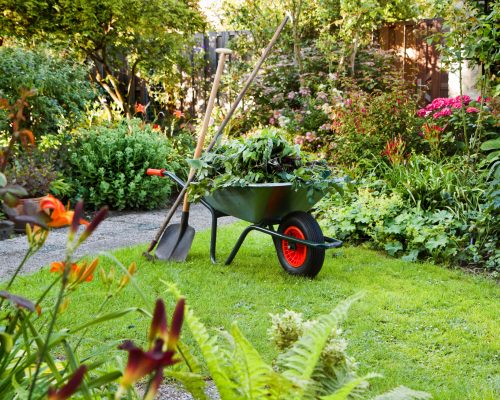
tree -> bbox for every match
[0,0,205,117]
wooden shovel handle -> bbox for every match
[183,48,231,212]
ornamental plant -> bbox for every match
[63,119,188,210]
[0,196,187,399]
[189,128,342,201]
[416,95,495,160]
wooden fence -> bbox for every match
[378,19,448,102]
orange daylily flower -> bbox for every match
[135,103,146,114]
[50,259,99,286]
[40,195,89,228]
[173,109,184,119]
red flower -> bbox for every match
[48,365,87,400]
[118,299,185,399]
[173,109,184,119]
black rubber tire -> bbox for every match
[276,211,325,277]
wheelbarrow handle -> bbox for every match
[146,168,166,177]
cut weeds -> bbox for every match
[10,222,499,399]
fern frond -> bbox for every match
[231,323,297,399]
[177,341,203,374]
[279,293,364,393]
[371,386,432,400]
[165,371,208,400]
[320,373,381,400]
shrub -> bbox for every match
[323,79,422,171]
[0,46,96,136]
[63,120,187,210]
[317,184,499,270]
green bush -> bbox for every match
[0,46,95,136]
[317,186,499,271]
[63,121,187,210]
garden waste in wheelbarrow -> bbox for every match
[147,169,342,277]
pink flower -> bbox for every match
[417,109,427,117]
[466,107,479,113]
[287,91,296,100]
[299,87,311,97]
[441,107,451,116]
[294,136,304,145]
[269,117,275,124]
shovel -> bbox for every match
[155,48,232,261]
[144,16,289,260]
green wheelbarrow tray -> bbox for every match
[161,171,342,277]
[204,183,325,224]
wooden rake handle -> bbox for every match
[182,48,232,212]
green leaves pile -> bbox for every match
[189,128,341,201]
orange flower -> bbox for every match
[50,259,99,286]
[40,195,89,229]
[135,103,146,114]
[173,109,184,119]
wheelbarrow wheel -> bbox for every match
[276,211,325,277]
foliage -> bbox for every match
[317,181,499,270]
[5,150,61,198]
[322,79,421,171]
[0,46,95,136]
[189,128,342,201]
[0,0,205,117]
[0,196,189,399]
[168,284,430,399]
[63,120,187,210]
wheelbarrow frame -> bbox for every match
[163,171,342,267]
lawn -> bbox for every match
[10,222,499,399]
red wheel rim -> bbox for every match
[282,226,307,267]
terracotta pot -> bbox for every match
[10,197,45,233]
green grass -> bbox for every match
[10,222,499,399]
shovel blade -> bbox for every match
[155,223,195,262]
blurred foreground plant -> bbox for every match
[0,197,188,399]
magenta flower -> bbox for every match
[417,109,427,117]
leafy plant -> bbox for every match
[0,195,190,399]
[167,284,431,399]
[317,184,499,270]
[189,128,342,201]
[63,120,188,210]
[0,46,95,136]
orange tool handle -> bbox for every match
[146,168,166,177]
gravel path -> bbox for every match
[0,203,236,280]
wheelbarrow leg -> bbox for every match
[210,211,218,264]
[225,225,258,265]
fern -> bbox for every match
[320,373,381,400]
[165,371,208,400]
[278,293,364,395]
[230,323,297,399]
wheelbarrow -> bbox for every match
[147,169,343,277]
